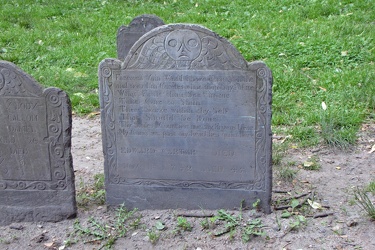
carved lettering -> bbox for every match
[10,148,28,155]
[7,125,34,133]
[8,114,38,122]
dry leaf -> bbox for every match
[369,144,375,154]
[308,199,322,210]
[303,161,314,167]
[44,242,55,248]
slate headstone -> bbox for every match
[117,14,165,61]
[100,24,272,212]
[0,61,76,225]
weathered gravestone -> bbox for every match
[0,61,76,225]
[100,24,272,212]
[117,14,165,61]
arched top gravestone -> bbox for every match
[100,24,272,212]
[0,61,76,225]
[117,14,165,61]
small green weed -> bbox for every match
[176,217,192,232]
[200,217,211,230]
[365,181,375,194]
[278,166,298,182]
[281,199,300,218]
[303,156,320,171]
[289,215,307,231]
[209,206,266,241]
[354,187,375,220]
[242,219,266,242]
[213,209,240,236]
[272,143,289,166]
[70,204,140,249]
[252,199,261,210]
[76,173,105,207]
[147,229,160,245]
[146,221,165,245]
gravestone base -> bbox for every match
[107,184,270,212]
[0,190,76,225]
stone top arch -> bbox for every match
[122,24,248,70]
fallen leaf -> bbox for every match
[87,112,100,118]
[155,221,165,230]
[321,101,327,110]
[303,161,314,167]
[308,199,322,210]
[44,242,55,248]
[281,211,292,218]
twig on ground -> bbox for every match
[312,212,334,218]
[176,212,214,218]
[273,190,290,193]
[274,192,312,210]
[278,192,311,202]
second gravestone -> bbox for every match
[0,61,76,225]
[100,24,272,212]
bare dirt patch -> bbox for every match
[0,116,374,250]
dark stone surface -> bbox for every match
[100,24,272,213]
[117,14,165,61]
[0,61,76,225]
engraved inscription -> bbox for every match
[112,70,257,182]
[0,97,50,181]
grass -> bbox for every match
[0,0,374,147]
[354,183,375,220]
[278,166,298,182]
[76,173,105,207]
[176,216,193,232]
[208,208,266,242]
[69,204,140,249]
[303,156,321,171]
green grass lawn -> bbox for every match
[0,0,374,147]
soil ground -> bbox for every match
[0,116,374,250]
